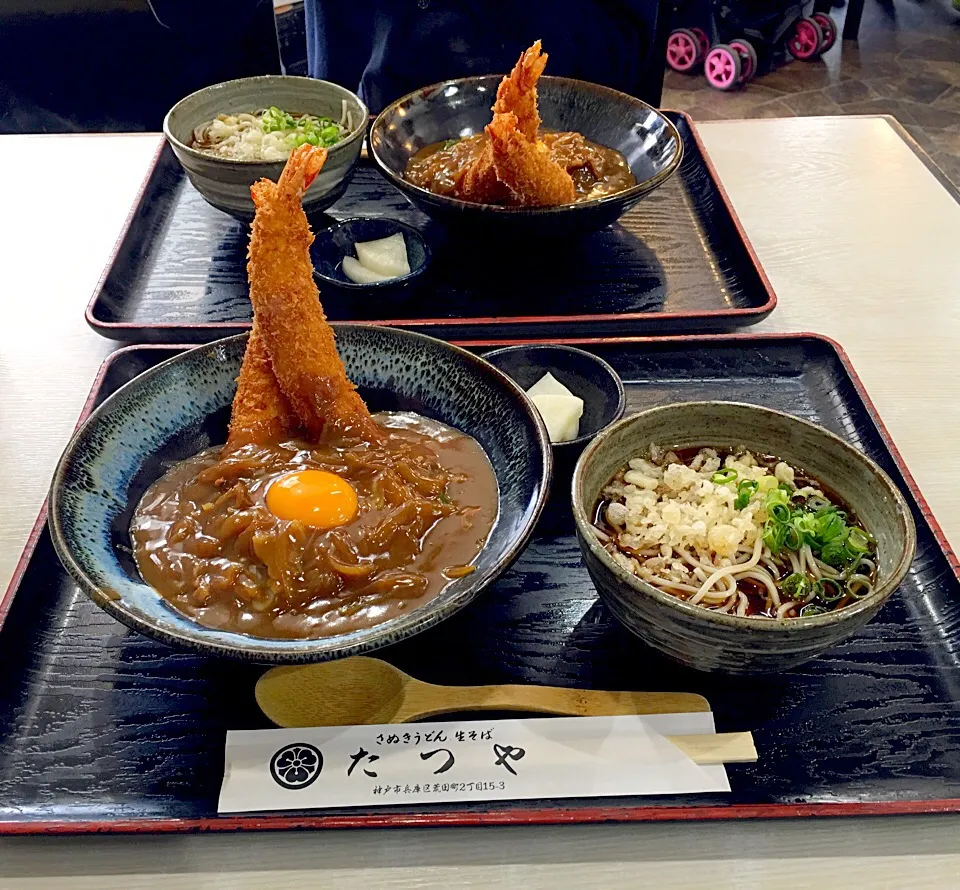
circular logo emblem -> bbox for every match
[269,743,323,790]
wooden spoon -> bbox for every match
[255,657,756,764]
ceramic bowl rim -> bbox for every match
[571,400,917,633]
[481,344,627,449]
[48,326,553,662]
[162,75,369,168]
[369,74,684,215]
[312,217,432,290]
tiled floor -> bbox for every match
[662,0,960,185]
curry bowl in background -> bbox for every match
[370,75,683,238]
[163,75,367,220]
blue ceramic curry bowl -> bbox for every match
[370,75,683,238]
[49,326,552,663]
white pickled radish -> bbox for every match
[527,371,575,398]
[342,255,392,284]
[354,233,410,277]
[530,393,584,443]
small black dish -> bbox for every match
[482,345,626,524]
[311,218,430,293]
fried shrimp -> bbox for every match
[487,112,576,206]
[455,40,574,206]
[457,40,547,204]
[492,39,547,141]
[238,144,381,443]
[226,323,299,449]
[456,147,507,204]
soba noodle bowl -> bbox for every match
[593,445,878,619]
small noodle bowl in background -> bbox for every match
[163,76,368,220]
[572,402,916,674]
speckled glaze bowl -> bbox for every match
[370,75,683,238]
[572,402,916,674]
[50,327,551,663]
[163,76,367,220]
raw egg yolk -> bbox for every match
[266,469,358,529]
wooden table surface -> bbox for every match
[2,117,960,888]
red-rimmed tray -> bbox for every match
[85,112,775,343]
[3,332,958,836]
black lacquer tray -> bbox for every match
[3,333,958,836]
[85,113,775,343]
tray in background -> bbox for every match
[86,113,775,343]
[4,333,959,836]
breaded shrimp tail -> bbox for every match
[227,322,300,449]
[487,112,576,206]
[246,144,381,442]
[457,39,548,204]
[492,39,547,141]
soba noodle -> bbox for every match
[190,103,355,162]
[594,446,878,619]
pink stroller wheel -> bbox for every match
[666,29,703,73]
[690,26,712,58]
[787,17,824,60]
[704,44,742,90]
[729,38,758,83]
[812,12,838,52]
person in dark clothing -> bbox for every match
[304,1,664,113]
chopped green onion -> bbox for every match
[817,511,847,544]
[262,106,297,132]
[782,572,809,601]
[756,467,875,575]
[819,579,844,603]
[763,522,788,553]
[260,107,346,148]
[712,468,737,484]
[801,604,828,617]
[846,527,873,554]
[734,479,758,510]
[793,512,819,543]
[820,540,850,567]
[320,125,341,145]
[770,503,791,523]
[765,488,790,512]
[783,524,802,551]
